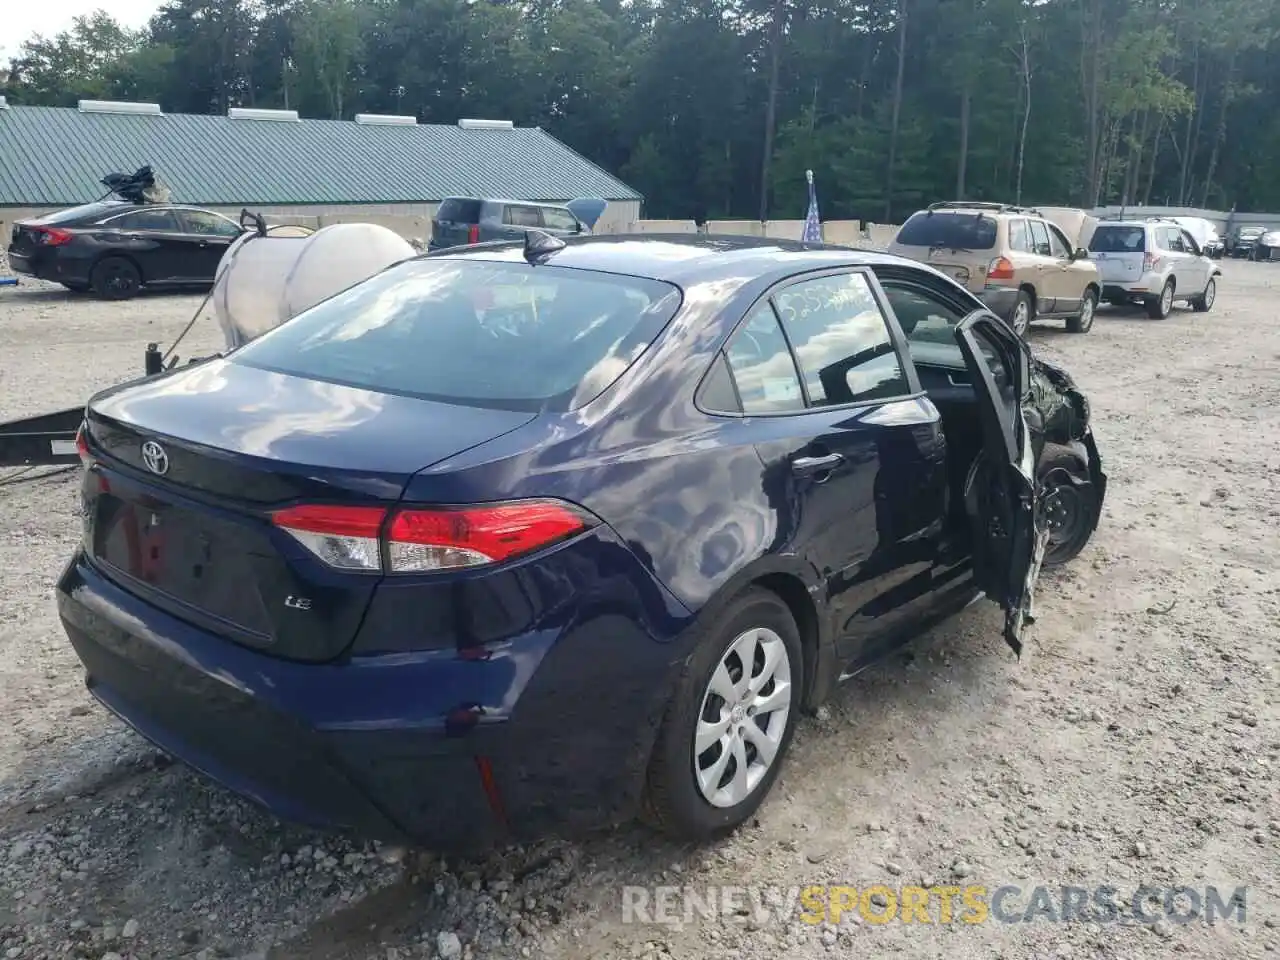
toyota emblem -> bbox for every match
[140,440,170,476]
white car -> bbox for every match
[1087,219,1222,319]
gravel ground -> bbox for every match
[1,259,1277,960]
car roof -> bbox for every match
[441,196,572,210]
[427,233,939,288]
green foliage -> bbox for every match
[5,0,1280,213]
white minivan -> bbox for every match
[1088,219,1222,319]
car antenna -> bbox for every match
[523,229,566,263]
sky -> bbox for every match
[2,0,161,60]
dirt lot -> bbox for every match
[1,261,1277,960]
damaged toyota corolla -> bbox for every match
[56,235,1105,851]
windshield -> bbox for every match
[1238,226,1265,238]
[231,258,683,412]
[1089,225,1146,253]
[895,212,997,250]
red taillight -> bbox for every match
[987,256,1015,282]
[75,422,92,465]
[387,500,590,572]
[1143,253,1159,272]
[34,226,73,246]
[270,499,592,573]
[467,224,480,244]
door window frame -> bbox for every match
[1027,220,1052,256]
[1045,223,1073,259]
[695,266,924,418]
[101,208,182,232]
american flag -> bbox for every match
[801,169,823,244]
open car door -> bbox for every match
[954,311,1049,657]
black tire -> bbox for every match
[1066,288,1098,334]
[1039,443,1101,567]
[1009,289,1034,336]
[91,257,142,300]
[1192,277,1216,313]
[644,587,803,842]
[1145,280,1174,319]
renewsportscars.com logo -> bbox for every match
[621,883,1249,928]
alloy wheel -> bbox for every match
[1012,301,1031,335]
[693,626,793,808]
[1077,295,1095,331]
[1204,279,1216,309]
[1160,283,1174,314]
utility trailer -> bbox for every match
[0,346,166,469]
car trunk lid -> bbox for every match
[81,358,536,662]
[1087,225,1147,283]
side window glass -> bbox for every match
[772,272,909,407]
[113,209,179,231]
[1180,230,1200,254]
[1008,219,1033,254]
[724,303,805,414]
[1046,224,1071,259]
[180,209,241,237]
[504,205,543,228]
[697,352,741,413]
[1028,220,1051,256]
[880,281,968,347]
[541,208,579,232]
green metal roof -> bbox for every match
[0,105,641,206]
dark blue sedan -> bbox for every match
[56,234,1106,850]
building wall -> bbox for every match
[1,199,642,245]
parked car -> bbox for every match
[1087,218,1222,318]
[57,234,1106,851]
[1248,229,1280,261]
[1169,216,1225,258]
[6,200,245,299]
[1227,224,1266,258]
[888,202,1101,336]
[428,196,602,250]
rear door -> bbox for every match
[1025,220,1059,313]
[734,270,950,664]
[172,208,242,281]
[493,203,548,242]
[1088,224,1146,284]
[99,208,187,282]
[953,311,1046,657]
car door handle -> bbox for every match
[792,453,844,476]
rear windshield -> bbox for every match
[435,198,482,223]
[895,212,997,250]
[1089,225,1146,253]
[32,201,125,225]
[230,258,683,412]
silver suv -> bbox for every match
[1088,218,1222,319]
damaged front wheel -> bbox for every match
[1038,442,1102,567]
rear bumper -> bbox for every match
[4,247,90,285]
[978,285,1019,319]
[56,546,693,850]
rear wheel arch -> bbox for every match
[751,572,820,707]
